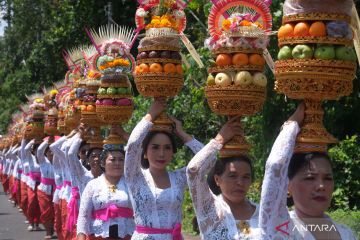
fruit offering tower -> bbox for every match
[133,0,188,131]
[87,25,136,144]
[205,0,272,157]
[62,48,85,131]
[80,45,103,146]
[43,87,59,136]
[55,81,72,135]
[275,0,358,152]
[24,94,46,141]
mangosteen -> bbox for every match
[171,51,181,60]
[148,51,159,58]
[137,51,148,60]
[160,51,171,59]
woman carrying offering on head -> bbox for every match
[187,117,260,239]
[259,104,357,240]
[124,98,204,239]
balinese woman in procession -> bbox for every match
[125,98,204,239]
[187,117,260,239]
[77,132,134,240]
[259,104,357,240]
[36,137,56,239]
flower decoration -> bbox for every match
[222,13,264,32]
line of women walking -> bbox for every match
[0,99,357,240]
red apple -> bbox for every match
[102,99,114,106]
[116,98,132,106]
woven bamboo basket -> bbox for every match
[80,111,101,127]
[137,58,182,65]
[282,13,351,24]
[134,73,184,97]
[138,45,180,53]
[96,105,133,125]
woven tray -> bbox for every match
[96,105,133,125]
[80,112,101,126]
[136,58,182,65]
[134,75,184,98]
[208,65,264,74]
[138,45,180,53]
[278,36,353,47]
[205,85,266,116]
[212,47,263,56]
[282,13,351,24]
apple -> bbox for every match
[116,98,132,106]
[97,87,106,95]
[137,52,148,60]
[278,46,293,60]
[171,51,181,60]
[292,45,313,59]
[215,73,232,87]
[234,71,253,86]
[160,51,171,59]
[253,73,267,87]
[326,21,350,38]
[148,51,159,58]
[117,88,128,94]
[335,46,357,62]
[206,74,216,86]
[95,100,102,105]
[314,45,335,60]
[106,87,117,95]
[102,99,114,106]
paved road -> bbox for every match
[0,189,45,240]
[0,187,199,240]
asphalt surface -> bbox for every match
[0,188,46,240]
[0,187,199,240]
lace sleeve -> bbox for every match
[24,140,34,160]
[185,138,204,155]
[36,141,49,165]
[259,121,300,239]
[68,134,86,185]
[77,180,94,235]
[49,136,67,160]
[124,118,153,183]
[186,139,224,234]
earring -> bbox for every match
[287,191,292,198]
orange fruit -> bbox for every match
[309,21,326,37]
[163,63,176,73]
[80,105,87,111]
[278,23,294,38]
[249,54,265,66]
[294,22,310,37]
[86,105,95,112]
[134,66,141,74]
[216,53,232,66]
[232,53,249,66]
[176,64,183,74]
[138,63,149,73]
[149,63,163,73]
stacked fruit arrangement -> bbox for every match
[86,24,137,144]
[275,0,358,152]
[24,96,46,140]
[43,88,59,136]
[205,0,272,157]
[55,81,71,134]
[133,0,190,130]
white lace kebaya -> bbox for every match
[125,118,204,240]
[36,140,55,196]
[259,121,357,240]
[77,174,135,238]
[187,139,260,240]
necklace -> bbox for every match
[238,220,251,235]
[104,176,118,194]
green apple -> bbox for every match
[278,46,293,60]
[117,88,128,94]
[106,87,117,95]
[97,87,106,95]
[335,46,357,62]
[253,73,267,87]
[314,45,335,60]
[126,87,132,94]
[292,45,313,59]
[207,74,216,86]
[215,73,232,87]
[234,71,252,86]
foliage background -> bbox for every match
[0,0,359,236]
